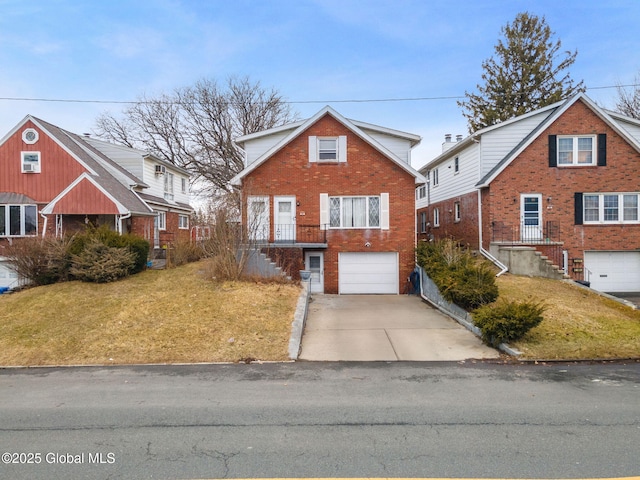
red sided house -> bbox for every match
[230,106,425,294]
[417,93,640,293]
[0,115,193,288]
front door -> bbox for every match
[520,194,543,241]
[274,196,296,242]
[305,252,324,293]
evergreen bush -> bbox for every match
[69,238,137,283]
[472,299,546,347]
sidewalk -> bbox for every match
[299,295,501,361]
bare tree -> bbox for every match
[94,76,298,192]
[615,73,640,120]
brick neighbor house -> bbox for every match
[0,115,193,288]
[417,93,640,293]
[230,106,425,294]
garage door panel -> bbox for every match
[339,252,398,294]
[584,251,640,293]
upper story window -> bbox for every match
[164,172,174,201]
[583,193,640,224]
[454,157,459,174]
[181,177,188,194]
[432,168,439,186]
[416,185,426,200]
[329,196,380,228]
[0,204,37,237]
[22,128,39,144]
[309,136,346,163]
[21,151,41,173]
[558,136,595,165]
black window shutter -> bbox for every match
[549,135,557,167]
[574,193,583,225]
[597,133,607,166]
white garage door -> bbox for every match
[338,252,398,294]
[584,251,640,293]
[0,260,19,291]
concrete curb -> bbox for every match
[288,282,310,360]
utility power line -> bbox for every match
[0,84,637,106]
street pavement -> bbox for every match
[299,294,500,361]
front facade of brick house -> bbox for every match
[417,93,640,293]
[0,115,193,288]
[232,107,424,294]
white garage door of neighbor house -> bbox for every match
[338,252,399,294]
[584,251,640,293]
[0,261,19,290]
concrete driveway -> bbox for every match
[299,295,501,361]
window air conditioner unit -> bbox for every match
[155,165,166,175]
[23,164,36,173]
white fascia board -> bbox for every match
[231,105,425,185]
[0,115,32,148]
[41,173,129,215]
[235,120,306,146]
[349,119,422,147]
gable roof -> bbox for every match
[2,115,154,215]
[476,93,640,187]
[230,106,425,185]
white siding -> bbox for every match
[429,143,480,204]
[479,111,551,177]
[616,119,640,145]
[360,129,413,164]
[243,130,294,166]
[85,138,145,179]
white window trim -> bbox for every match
[432,168,439,186]
[419,212,427,233]
[164,172,175,201]
[21,151,41,173]
[22,128,39,144]
[0,204,38,237]
[454,157,459,174]
[309,136,347,163]
[454,202,461,222]
[416,185,426,200]
[583,193,640,224]
[433,207,440,227]
[181,178,188,194]
[156,211,167,231]
[557,135,596,166]
[324,193,389,230]
[178,214,189,229]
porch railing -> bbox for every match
[490,221,564,270]
[491,221,561,243]
[255,224,327,245]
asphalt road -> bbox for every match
[0,361,639,480]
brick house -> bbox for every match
[0,115,193,288]
[417,93,640,293]
[230,106,424,294]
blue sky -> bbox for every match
[0,0,638,168]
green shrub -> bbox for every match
[417,239,498,310]
[472,299,546,347]
[69,238,137,283]
[69,225,149,274]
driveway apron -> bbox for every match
[299,295,501,361]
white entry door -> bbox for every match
[520,194,543,241]
[305,252,324,293]
[274,196,296,242]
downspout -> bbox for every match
[40,212,48,238]
[118,212,132,234]
[478,188,508,276]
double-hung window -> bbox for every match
[178,214,189,229]
[582,193,640,224]
[433,208,440,227]
[416,185,426,200]
[164,172,174,201]
[454,201,461,222]
[557,136,596,165]
[432,168,439,186]
[419,212,427,233]
[156,211,166,230]
[0,204,38,236]
[329,196,380,228]
[309,136,347,163]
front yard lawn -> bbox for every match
[0,261,301,366]
[496,274,640,360]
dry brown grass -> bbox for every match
[0,260,301,366]
[496,274,640,360]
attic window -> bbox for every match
[309,136,347,163]
[22,128,39,144]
